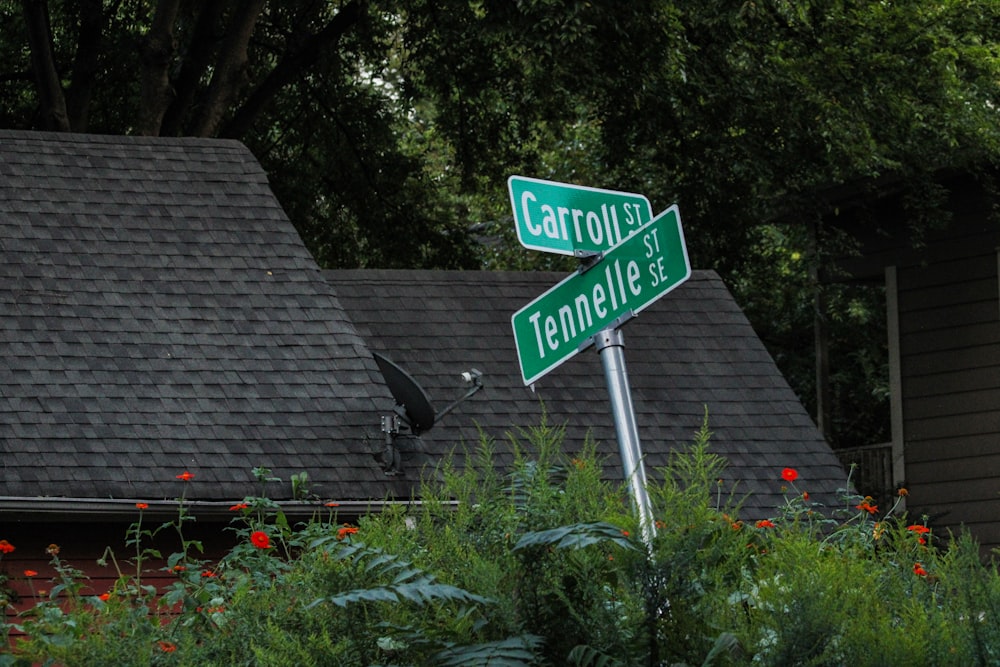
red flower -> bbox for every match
[24,569,38,577]
[99,592,111,601]
[913,563,928,577]
[907,524,931,535]
[0,539,14,554]
[157,640,177,653]
[621,530,630,538]
[337,525,359,540]
[755,519,776,529]
[781,468,798,483]
[176,471,194,481]
[250,531,271,549]
[135,502,149,510]
[229,503,249,511]
[325,502,340,507]
[200,570,216,578]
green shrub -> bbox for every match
[4,417,1000,666]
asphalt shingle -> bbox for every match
[327,269,848,517]
[0,130,846,521]
[0,131,406,504]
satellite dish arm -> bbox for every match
[435,369,484,422]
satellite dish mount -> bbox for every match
[372,352,483,475]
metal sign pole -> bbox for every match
[594,327,657,546]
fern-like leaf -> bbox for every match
[513,522,637,552]
[306,541,493,610]
[567,644,625,667]
[433,635,543,666]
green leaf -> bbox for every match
[513,522,636,552]
[568,644,625,667]
[433,635,543,666]
[699,632,743,667]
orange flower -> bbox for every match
[621,530,630,538]
[172,564,186,573]
[856,500,879,515]
[250,531,271,549]
[781,468,798,483]
[200,570,216,578]
[157,640,177,653]
[229,503,249,511]
[913,563,928,577]
[337,525,359,540]
[0,539,14,554]
[99,592,111,601]
[176,471,194,481]
[873,522,886,540]
[802,492,810,501]
[755,519,776,529]
[324,502,340,507]
[45,543,60,555]
[135,502,149,510]
[24,569,38,577]
[897,487,909,497]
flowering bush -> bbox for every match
[3,419,1000,666]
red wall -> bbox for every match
[2,520,236,628]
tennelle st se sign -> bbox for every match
[511,205,691,385]
[508,175,653,255]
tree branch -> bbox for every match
[219,0,362,139]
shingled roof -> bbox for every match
[327,269,848,517]
[0,129,845,524]
[0,130,411,515]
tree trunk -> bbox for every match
[810,220,832,442]
[135,0,181,136]
[192,0,266,137]
[65,0,105,132]
[160,0,226,136]
[21,0,70,131]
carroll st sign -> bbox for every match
[511,204,690,385]
[507,175,653,256]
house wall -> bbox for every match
[897,236,1000,551]
[1,521,236,633]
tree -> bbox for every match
[2,0,479,269]
[2,0,998,445]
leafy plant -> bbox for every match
[6,419,1000,666]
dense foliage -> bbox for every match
[2,0,998,446]
[4,421,1000,666]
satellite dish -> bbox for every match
[373,352,436,434]
[371,352,484,475]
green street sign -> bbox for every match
[511,205,690,385]
[508,175,653,256]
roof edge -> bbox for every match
[0,497,444,523]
